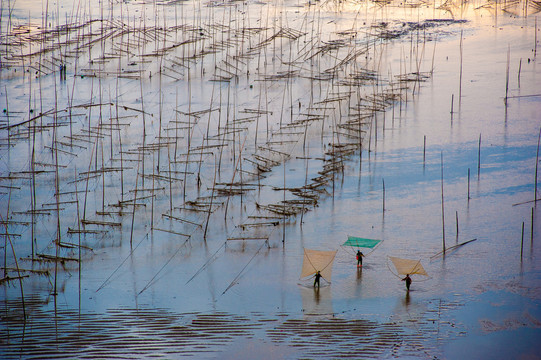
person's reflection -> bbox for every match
[357,266,363,282]
[403,291,411,307]
[314,287,320,304]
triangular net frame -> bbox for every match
[388,256,428,277]
[300,249,337,282]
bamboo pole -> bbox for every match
[168,148,173,214]
[521,221,524,259]
[382,178,385,213]
[282,160,286,244]
[468,168,471,202]
[129,152,142,248]
[1,211,26,320]
[53,72,61,297]
[535,17,538,59]
[204,156,218,240]
[423,135,426,165]
[456,210,459,237]
[535,128,540,204]
[151,153,155,229]
[31,98,37,261]
[531,207,534,246]
[74,167,82,311]
[478,133,482,178]
[459,30,463,110]
[518,58,522,88]
[4,87,9,148]
[3,182,12,278]
[450,94,454,121]
[505,45,510,106]
[441,152,446,254]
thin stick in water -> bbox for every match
[478,134,482,178]
[450,94,454,121]
[535,17,538,59]
[456,210,459,237]
[518,58,522,88]
[468,168,471,201]
[535,128,540,204]
[441,151,446,254]
[459,30,463,110]
[423,135,426,165]
[531,207,534,246]
[382,178,385,213]
[521,221,524,259]
[505,45,510,105]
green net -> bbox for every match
[342,236,381,248]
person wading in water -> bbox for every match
[402,274,412,291]
[356,250,364,267]
[314,271,322,288]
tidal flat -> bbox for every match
[1,0,540,358]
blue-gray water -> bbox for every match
[1,0,540,358]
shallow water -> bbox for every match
[1,0,541,358]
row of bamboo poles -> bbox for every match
[0,0,478,305]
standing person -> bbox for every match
[402,274,412,291]
[356,250,364,267]
[314,271,322,288]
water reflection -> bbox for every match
[357,265,363,283]
[300,285,333,316]
[403,291,411,308]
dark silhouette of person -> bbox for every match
[314,271,322,288]
[402,274,412,291]
[356,250,364,267]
